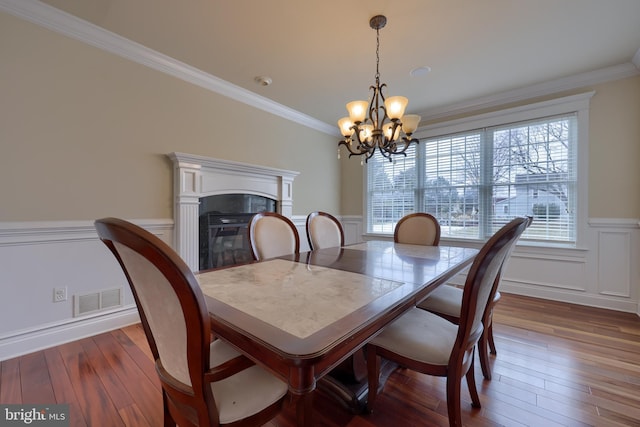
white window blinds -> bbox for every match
[366,112,578,244]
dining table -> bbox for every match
[197,240,478,426]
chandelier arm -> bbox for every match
[366,148,378,162]
[384,120,403,146]
[376,145,394,162]
[338,139,367,157]
[403,136,420,144]
[378,83,389,122]
[368,85,380,130]
[394,138,421,156]
[351,124,376,150]
[368,83,390,130]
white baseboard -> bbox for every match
[0,306,140,361]
[500,281,639,313]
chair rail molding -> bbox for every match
[168,152,299,271]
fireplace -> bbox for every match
[199,194,276,270]
[168,152,299,271]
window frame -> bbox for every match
[363,92,594,248]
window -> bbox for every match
[365,93,592,246]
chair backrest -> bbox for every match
[306,211,345,250]
[95,217,218,426]
[454,216,530,357]
[394,213,441,245]
[248,212,300,260]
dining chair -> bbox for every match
[417,216,532,380]
[394,212,441,245]
[95,217,288,427]
[365,216,530,427]
[247,211,300,260]
[305,211,345,250]
[394,212,503,375]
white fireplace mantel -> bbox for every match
[168,152,299,270]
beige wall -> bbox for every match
[339,75,640,219]
[589,76,640,218]
[0,12,340,221]
[339,155,364,215]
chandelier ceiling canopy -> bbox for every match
[338,15,421,163]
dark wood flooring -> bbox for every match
[1,293,639,426]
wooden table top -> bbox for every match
[198,241,478,358]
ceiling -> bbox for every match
[35,0,640,130]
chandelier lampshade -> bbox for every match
[384,96,408,119]
[338,15,421,163]
[346,101,368,123]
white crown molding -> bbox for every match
[418,62,640,123]
[417,91,595,135]
[0,0,338,137]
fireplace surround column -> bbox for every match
[168,152,299,271]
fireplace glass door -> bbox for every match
[199,194,277,270]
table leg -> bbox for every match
[296,392,314,427]
[289,367,316,426]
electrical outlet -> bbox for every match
[53,287,67,302]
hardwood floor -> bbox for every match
[1,293,639,426]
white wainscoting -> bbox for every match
[360,216,639,314]
[1,216,637,361]
[485,218,639,313]
[0,219,173,361]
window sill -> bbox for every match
[362,233,589,255]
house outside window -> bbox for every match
[365,93,592,247]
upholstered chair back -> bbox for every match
[306,211,345,250]
[248,212,300,260]
[457,217,529,349]
[394,213,441,246]
[115,242,192,383]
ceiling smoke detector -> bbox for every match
[254,76,272,86]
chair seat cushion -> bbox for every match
[210,340,288,424]
[417,285,502,319]
[370,307,459,366]
[417,284,463,318]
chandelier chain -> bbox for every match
[375,27,380,82]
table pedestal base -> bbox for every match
[317,350,398,414]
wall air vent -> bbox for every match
[73,287,123,317]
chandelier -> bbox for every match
[338,15,421,163]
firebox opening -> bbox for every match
[199,194,277,270]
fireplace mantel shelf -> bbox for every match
[169,152,299,180]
